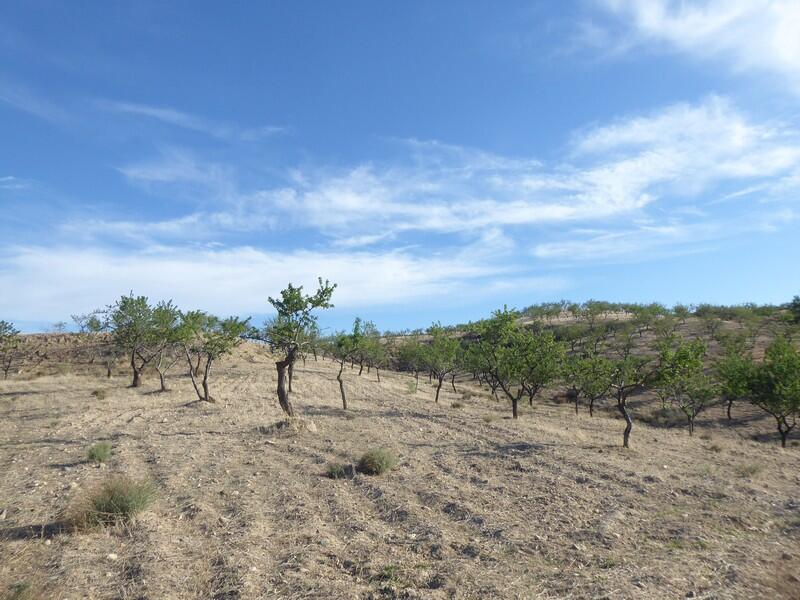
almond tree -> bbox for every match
[518,329,564,408]
[570,352,613,417]
[332,318,363,409]
[471,307,530,419]
[715,335,752,420]
[258,278,336,417]
[181,312,249,403]
[398,335,425,392]
[423,324,460,403]
[0,320,21,379]
[789,295,800,324]
[658,339,715,435]
[108,294,158,387]
[746,336,800,447]
[151,301,184,392]
[609,326,657,448]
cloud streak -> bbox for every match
[0,244,567,322]
[97,99,285,141]
[596,0,800,93]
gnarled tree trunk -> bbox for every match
[130,350,142,388]
[337,361,347,410]
[434,375,444,403]
[276,353,295,417]
[618,394,632,448]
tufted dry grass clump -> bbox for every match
[86,441,112,464]
[356,448,397,476]
[69,475,156,528]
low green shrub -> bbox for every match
[356,448,397,476]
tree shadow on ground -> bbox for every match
[0,520,72,541]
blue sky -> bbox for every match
[1,1,799,332]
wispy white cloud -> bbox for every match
[0,79,72,124]
[97,99,285,141]
[0,244,567,321]
[595,0,800,92]
[532,208,797,262]
[0,176,30,191]
[117,147,237,199]
[266,97,800,244]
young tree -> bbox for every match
[471,307,537,419]
[674,373,717,436]
[673,303,691,324]
[151,301,184,392]
[0,320,21,380]
[181,312,249,403]
[609,327,656,448]
[572,352,613,417]
[715,335,753,420]
[108,294,157,387]
[398,335,425,392]
[518,329,564,408]
[789,295,800,324]
[71,310,107,368]
[259,279,336,417]
[746,337,800,447]
[331,318,363,409]
[423,324,460,403]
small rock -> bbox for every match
[107,553,118,561]
[44,539,51,546]
[781,552,793,560]
[0,508,7,520]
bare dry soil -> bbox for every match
[1,343,799,599]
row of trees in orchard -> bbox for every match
[385,303,799,449]
[107,295,249,402]
[2,289,799,448]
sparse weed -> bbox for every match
[3,581,40,600]
[482,415,496,423]
[639,407,685,428]
[378,564,402,583]
[406,381,417,395]
[70,475,155,527]
[733,463,762,478]
[91,389,108,400]
[87,441,112,464]
[451,402,463,409]
[708,443,723,453]
[356,448,397,476]
[598,557,619,569]
[326,463,350,479]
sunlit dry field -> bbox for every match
[1,342,799,599]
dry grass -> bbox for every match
[86,441,112,464]
[68,475,156,528]
[1,339,799,598]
